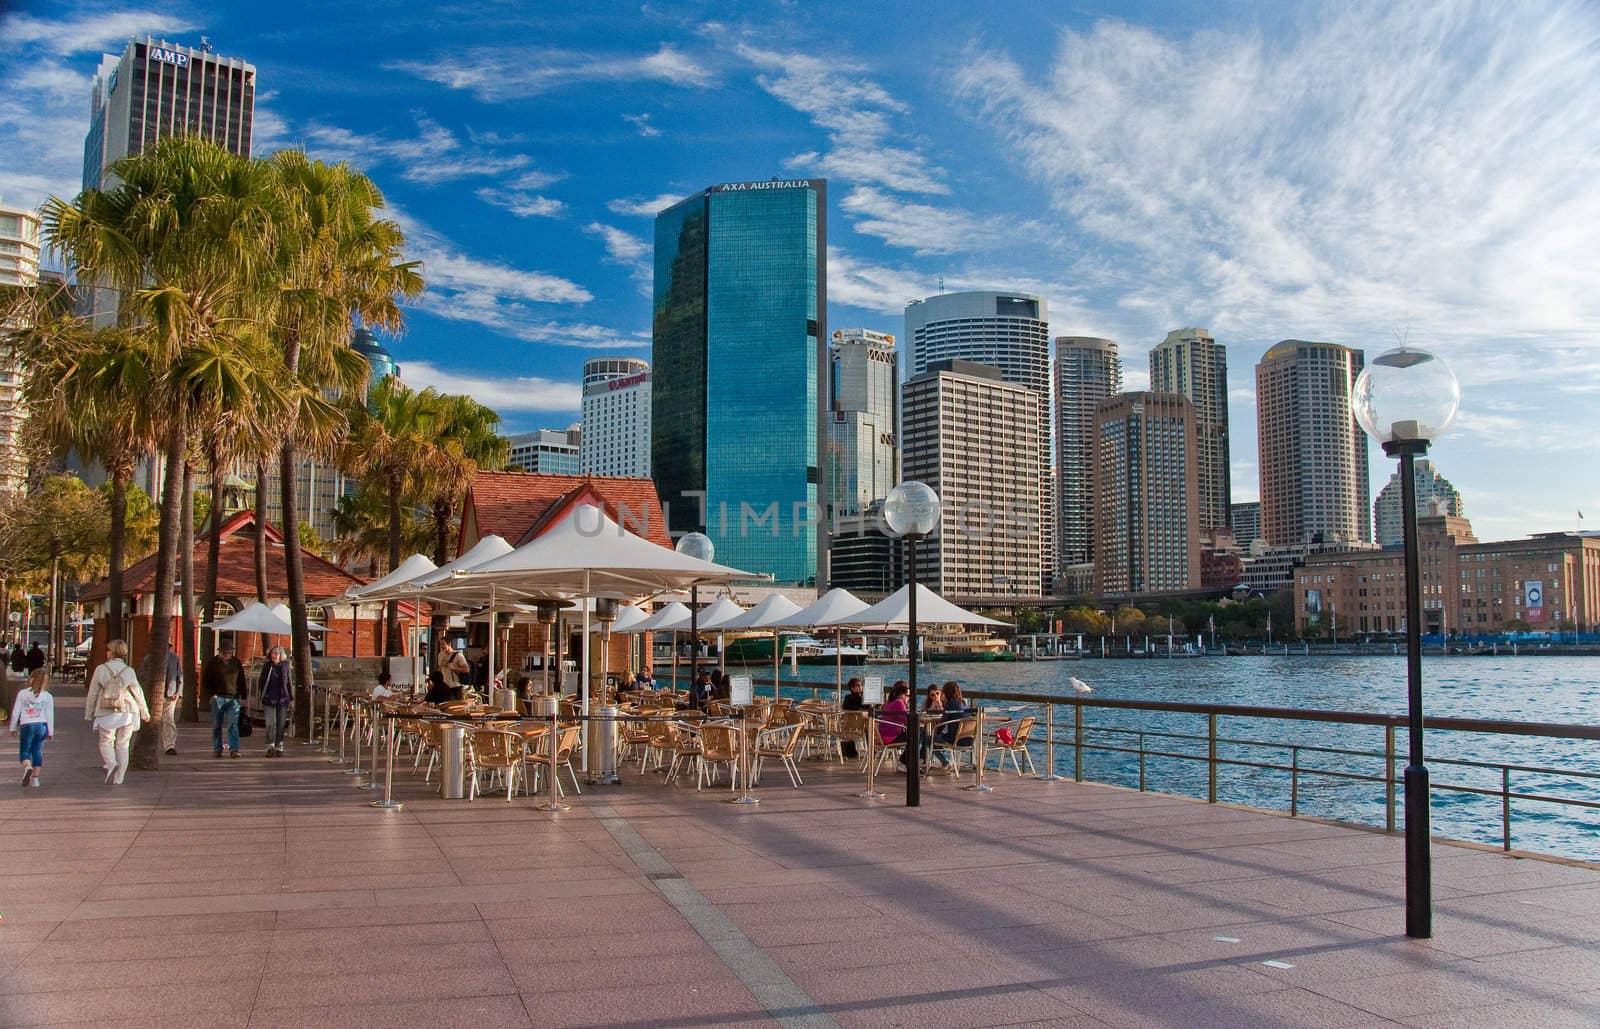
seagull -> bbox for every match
[1068,676,1094,695]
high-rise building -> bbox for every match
[1374,459,1464,548]
[1256,340,1371,547]
[1230,501,1262,549]
[1054,337,1121,576]
[82,38,256,325]
[350,327,400,384]
[0,200,41,493]
[508,427,582,476]
[1149,327,1230,532]
[904,291,1051,591]
[580,357,650,478]
[826,328,898,519]
[1093,392,1201,597]
[901,360,1042,601]
[651,179,826,586]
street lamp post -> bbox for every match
[1352,345,1460,940]
[883,481,941,808]
[676,533,714,705]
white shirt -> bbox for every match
[9,688,53,735]
[371,685,393,699]
[86,659,150,730]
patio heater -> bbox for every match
[883,481,941,808]
[1351,345,1459,940]
[536,601,562,696]
[676,533,714,702]
[591,597,622,784]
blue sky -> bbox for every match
[1,0,1597,543]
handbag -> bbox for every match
[237,704,254,737]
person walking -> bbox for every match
[9,668,54,787]
[9,643,24,676]
[258,646,292,755]
[202,641,247,758]
[85,640,149,785]
[26,642,45,674]
[160,648,182,756]
[437,641,469,689]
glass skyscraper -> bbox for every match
[652,180,827,586]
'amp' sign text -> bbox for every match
[150,47,190,67]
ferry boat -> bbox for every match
[724,632,869,666]
[923,632,1016,662]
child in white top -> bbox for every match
[8,669,54,787]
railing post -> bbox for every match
[1037,703,1062,781]
[360,699,380,790]
[321,686,333,753]
[1501,766,1512,852]
[1207,713,1218,803]
[1073,704,1083,782]
[348,697,366,779]
[1138,732,1146,792]
[335,694,349,765]
[371,715,403,811]
[1291,747,1299,816]
[1385,724,1397,833]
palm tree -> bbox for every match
[423,394,507,564]
[340,377,436,654]
[43,137,278,769]
[332,484,431,577]
[264,150,422,714]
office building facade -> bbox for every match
[1256,340,1371,547]
[826,328,898,519]
[1054,336,1121,575]
[901,360,1042,601]
[580,357,651,478]
[904,291,1051,591]
[1093,392,1201,597]
[1149,327,1230,531]
[652,179,826,586]
[1231,501,1262,549]
[0,201,41,492]
[1374,458,1464,548]
[508,428,582,476]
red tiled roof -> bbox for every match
[80,510,368,602]
[459,471,671,554]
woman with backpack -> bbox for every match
[85,640,150,785]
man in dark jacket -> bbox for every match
[202,642,247,758]
[26,643,45,673]
[10,644,25,674]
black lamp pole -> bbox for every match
[1388,436,1432,939]
[905,536,920,807]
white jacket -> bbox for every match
[9,688,53,735]
[85,659,150,726]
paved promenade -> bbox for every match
[3,684,1599,1028]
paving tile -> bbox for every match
[248,994,532,1029]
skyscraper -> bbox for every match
[1149,327,1230,531]
[1054,336,1121,576]
[1256,340,1371,547]
[904,291,1051,591]
[0,200,41,493]
[1374,459,1464,548]
[901,360,1042,601]
[508,428,582,475]
[652,179,826,586]
[350,327,400,384]
[580,357,651,478]
[826,328,898,518]
[1093,392,1200,596]
[1230,501,1262,549]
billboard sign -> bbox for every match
[1525,580,1543,622]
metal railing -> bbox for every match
[960,688,1600,859]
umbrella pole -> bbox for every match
[773,629,780,700]
[671,629,678,693]
[412,591,422,694]
[486,584,497,704]
[836,628,844,706]
[580,570,591,775]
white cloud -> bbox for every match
[475,188,566,218]
[507,169,565,191]
[584,223,649,265]
[839,187,1003,255]
[622,112,662,138]
[390,207,591,306]
[388,45,713,102]
[403,361,579,413]
[0,11,197,54]
[952,3,1600,354]
[826,248,928,315]
[607,192,687,216]
[301,116,532,185]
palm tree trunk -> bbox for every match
[254,458,269,603]
[178,461,197,735]
[385,471,402,657]
[132,414,187,771]
[280,440,313,735]
[431,498,451,662]
[196,444,222,722]
[106,463,130,640]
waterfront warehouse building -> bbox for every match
[826,328,899,519]
[651,179,826,586]
[1150,327,1231,532]
[901,360,1042,602]
[508,428,582,476]
[905,291,1051,592]
[1093,392,1201,598]
[1374,458,1464,548]
[1294,517,1600,638]
[1255,340,1371,547]
[1054,336,1121,578]
[0,201,41,494]
[580,357,651,479]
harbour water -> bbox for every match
[752,655,1600,862]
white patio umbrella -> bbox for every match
[655,595,744,676]
[820,583,1008,672]
[786,587,870,699]
[452,504,752,775]
[203,601,294,635]
[715,594,803,698]
[340,553,437,682]
[270,604,326,632]
[628,601,691,691]
[588,604,648,633]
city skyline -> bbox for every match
[0,1,1596,544]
